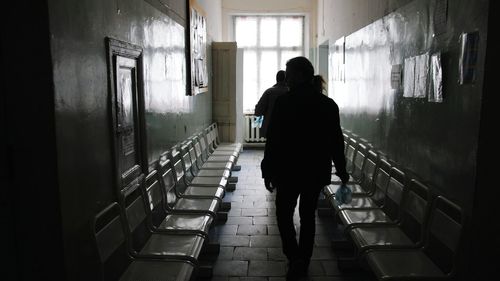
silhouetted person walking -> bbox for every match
[254,70,288,137]
[261,56,349,281]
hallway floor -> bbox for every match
[208,149,376,281]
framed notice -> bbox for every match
[105,37,146,192]
[188,0,208,95]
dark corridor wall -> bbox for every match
[2,1,65,280]
[331,0,488,214]
[47,0,212,279]
[329,1,489,279]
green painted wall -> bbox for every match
[47,0,212,278]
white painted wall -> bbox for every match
[196,0,223,41]
[314,0,412,73]
[316,0,412,45]
[195,0,416,69]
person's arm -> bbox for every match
[261,97,276,179]
[254,91,269,116]
[261,95,282,191]
[330,101,349,184]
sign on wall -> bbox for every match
[188,0,208,95]
[106,37,146,192]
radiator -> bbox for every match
[244,115,266,143]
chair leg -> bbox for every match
[318,207,334,217]
[220,201,231,211]
[202,242,220,256]
[200,242,220,262]
[215,212,228,224]
[226,183,236,192]
[331,225,352,250]
[196,262,213,279]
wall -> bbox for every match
[472,5,499,278]
[323,0,489,279]
[329,0,488,215]
[47,0,214,279]
[315,0,413,70]
[316,0,413,45]
[198,0,223,41]
[194,0,223,143]
[2,1,65,279]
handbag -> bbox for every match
[252,116,264,128]
[335,184,353,205]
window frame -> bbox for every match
[231,14,307,113]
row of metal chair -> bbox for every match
[92,123,242,280]
[324,130,465,281]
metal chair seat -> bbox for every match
[340,208,394,226]
[158,214,213,235]
[324,183,369,198]
[217,143,241,148]
[350,225,414,252]
[139,233,205,261]
[120,260,194,281]
[207,155,236,163]
[364,195,465,280]
[331,196,379,210]
[196,169,231,178]
[183,186,225,199]
[174,198,219,214]
[201,162,233,170]
[211,150,239,157]
[191,176,228,187]
[365,249,445,280]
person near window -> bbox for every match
[261,56,349,280]
[254,70,288,138]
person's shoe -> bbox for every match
[286,258,308,281]
[299,258,310,277]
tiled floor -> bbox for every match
[208,149,376,281]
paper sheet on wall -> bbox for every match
[391,64,402,90]
[429,53,443,102]
[403,56,415,98]
[414,53,429,98]
[459,31,480,85]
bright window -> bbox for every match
[234,15,305,113]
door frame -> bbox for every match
[105,37,147,192]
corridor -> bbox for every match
[209,149,375,281]
[3,1,493,280]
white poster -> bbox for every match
[414,53,429,98]
[403,56,416,98]
[429,52,443,102]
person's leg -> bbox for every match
[275,185,300,261]
[297,185,323,269]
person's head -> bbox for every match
[285,57,313,88]
[285,56,324,93]
[276,70,286,83]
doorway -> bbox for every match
[318,40,329,94]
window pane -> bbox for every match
[280,50,303,69]
[259,51,279,95]
[280,17,303,47]
[235,17,257,47]
[260,17,277,47]
[243,51,258,112]
[235,15,304,114]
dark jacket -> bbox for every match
[261,83,347,186]
[254,82,288,137]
